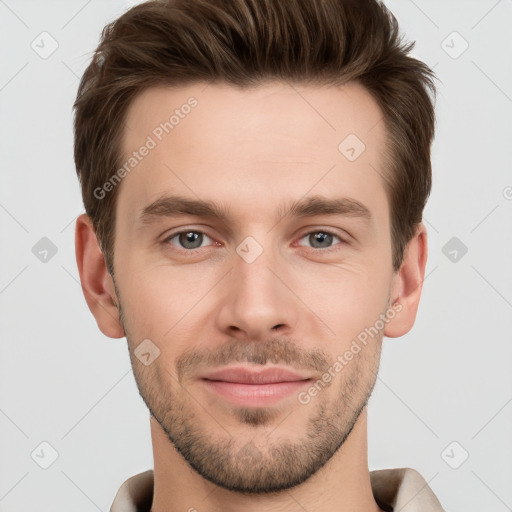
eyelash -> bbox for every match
[162,229,348,253]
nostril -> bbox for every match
[272,324,284,330]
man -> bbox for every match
[73,0,444,510]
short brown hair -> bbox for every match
[73,0,437,273]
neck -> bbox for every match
[150,408,384,512]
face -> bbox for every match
[111,81,397,493]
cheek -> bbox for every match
[298,262,390,345]
[117,261,218,339]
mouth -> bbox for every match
[199,366,313,407]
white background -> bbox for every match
[1,0,511,511]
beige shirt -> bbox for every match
[110,467,446,511]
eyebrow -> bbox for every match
[138,194,372,225]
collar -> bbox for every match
[111,467,445,512]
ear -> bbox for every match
[384,222,428,338]
[75,213,125,338]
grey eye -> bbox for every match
[298,231,341,249]
[169,231,212,250]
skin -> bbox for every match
[76,80,427,512]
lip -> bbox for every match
[199,366,313,407]
[200,366,312,384]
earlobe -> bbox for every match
[75,214,125,339]
[384,223,428,339]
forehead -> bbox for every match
[122,80,384,155]
[118,80,389,223]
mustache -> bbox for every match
[175,337,331,381]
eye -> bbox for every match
[166,230,214,250]
[297,230,344,249]
[163,229,345,252]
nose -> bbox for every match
[215,247,299,342]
